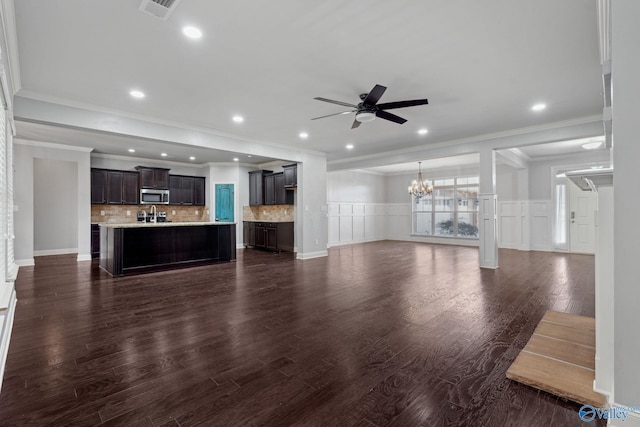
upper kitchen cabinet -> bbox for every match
[194,176,206,206]
[249,170,272,206]
[264,173,293,205]
[282,163,297,188]
[91,169,107,204]
[92,169,139,205]
[169,175,205,206]
[136,166,170,190]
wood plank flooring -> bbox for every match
[506,311,605,407]
[0,241,604,426]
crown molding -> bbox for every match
[15,90,327,158]
[328,115,603,168]
[205,162,255,168]
[14,138,94,152]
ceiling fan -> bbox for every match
[312,84,428,129]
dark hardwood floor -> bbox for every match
[0,241,602,426]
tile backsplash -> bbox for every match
[91,205,210,223]
[243,205,294,222]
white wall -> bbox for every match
[611,0,640,412]
[33,158,78,254]
[328,170,386,203]
[14,141,91,264]
[497,164,519,201]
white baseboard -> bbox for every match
[296,250,328,260]
[76,254,92,262]
[15,259,35,267]
[236,244,245,250]
[33,248,78,257]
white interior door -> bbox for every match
[569,180,598,254]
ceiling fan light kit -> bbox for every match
[312,84,428,129]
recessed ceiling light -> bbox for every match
[299,132,309,139]
[417,128,428,135]
[345,144,354,150]
[182,26,202,39]
[233,157,239,162]
[582,141,603,150]
[128,148,135,153]
[189,156,196,160]
[232,115,244,123]
[161,153,168,157]
[531,103,546,112]
[129,90,145,99]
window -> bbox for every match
[412,176,479,238]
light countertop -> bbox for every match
[99,221,236,228]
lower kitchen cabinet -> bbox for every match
[91,224,100,259]
[243,221,294,252]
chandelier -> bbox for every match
[408,161,433,201]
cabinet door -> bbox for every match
[139,168,155,189]
[181,177,195,205]
[249,224,256,246]
[122,172,139,204]
[169,176,181,205]
[249,171,263,206]
[274,173,286,205]
[194,177,206,206]
[283,164,297,187]
[265,227,278,251]
[91,169,107,204]
[106,171,124,204]
[155,169,170,190]
[91,224,100,258]
[255,226,266,247]
[263,174,275,205]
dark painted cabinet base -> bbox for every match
[100,224,236,276]
[243,221,294,253]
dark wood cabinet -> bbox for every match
[263,174,276,205]
[91,169,107,204]
[136,166,170,189]
[169,175,205,206]
[243,221,294,252]
[92,169,138,205]
[283,163,297,188]
[254,171,293,206]
[122,172,139,204]
[91,224,100,259]
[249,170,271,206]
[194,176,205,206]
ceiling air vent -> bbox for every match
[139,0,182,20]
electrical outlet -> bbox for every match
[100,210,105,216]
[284,209,287,215]
[172,210,176,215]
[195,210,199,215]
[206,210,209,215]
[126,210,131,216]
[305,205,309,211]
[315,239,319,245]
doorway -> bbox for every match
[568,180,597,254]
[215,184,234,222]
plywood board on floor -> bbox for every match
[506,310,605,407]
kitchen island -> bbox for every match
[99,222,236,276]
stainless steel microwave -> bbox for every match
[140,189,170,204]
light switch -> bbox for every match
[100,210,105,216]
[126,210,131,216]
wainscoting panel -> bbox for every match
[530,201,552,251]
[328,202,391,247]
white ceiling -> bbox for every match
[365,153,480,175]
[12,0,603,165]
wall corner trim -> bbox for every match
[296,250,328,260]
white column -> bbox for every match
[611,0,640,410]
[479,148,498,268]
[295,154,328,259]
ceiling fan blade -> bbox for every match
[361,84,387,106]
[311,111,355,120]
[351,119,361,129]
[377,99,429,110]
[376,110,407,124]
[314,97,358,108]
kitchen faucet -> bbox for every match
[150,205,157,223]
